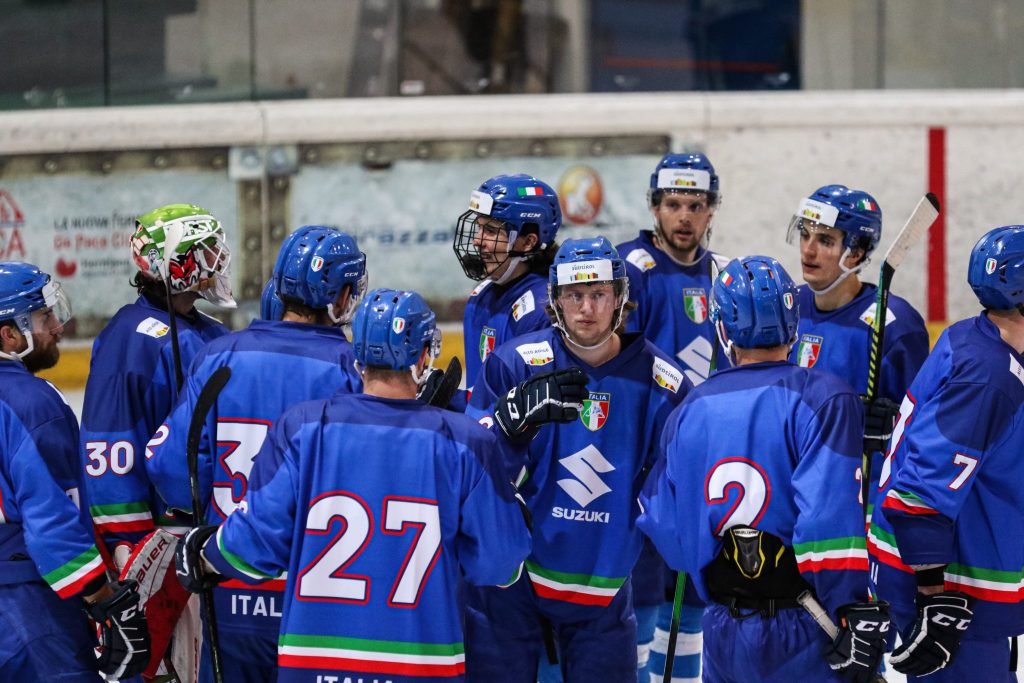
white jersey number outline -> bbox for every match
[878,393,917,490]
[705,457,771,536]
[297,492,441,606]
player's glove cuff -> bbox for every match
[84,580,151,680]
[890,591,973,677]
[825,600,890,682]
[175,525,225,594]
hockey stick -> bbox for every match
[427,357,462,408]
[860,193,940,512]
[187,366,231,683]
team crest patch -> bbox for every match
[136,317,170,338]
[986,257,998,275]
[783,292,794,309]
[580,392,611,431]
[683,288,708,324]
[310,255,324,272]
[515,340,554,366]
[511,291,535,321]
[859,303,896,328]
[392,317,406,333]
[796,334,823,368]
[479,327,496,361]
[626,248,657,272]
[652,357,684,393]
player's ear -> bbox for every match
[0,322,23,353]
[334,285,351,316]
[845,247,867,268]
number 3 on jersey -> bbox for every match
[706,458,771,536]
[297,492,441,608]
[214,418,271,518]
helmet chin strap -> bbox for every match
[491,256,526,286]
[0,316,34,363]
[806,248,871,297]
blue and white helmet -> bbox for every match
[0,261,72,362]
[351,288,441,385]
[968,225,1024,310]
[710,256,799,358]
[548,237,630,349]
[273,225,368,325]
[648,152,720,207]
[786,184,883,294]
[454,173,561,284]
[259,278,283,321]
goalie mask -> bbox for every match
[0,261,72,363]
[968,225,1024,311]
[548,237,629,350]
[351,288,441,386]
[132,204,236,308]
[453,173,561,285]
[786,185,882,295]
[710,255,799,361]
[273,225,368,325]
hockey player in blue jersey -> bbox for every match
[82,204,234,559]
[871,226,1024,682]
[454,173,561,402]
[173,287,531,683]
[786,185,928,509]
[617,151,730,681]
[80,204,234,679]
[146,225,368,682]
[639,255,887,683]
[464,236,691,683]
[0,262,150,681]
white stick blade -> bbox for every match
[883,192,940,270]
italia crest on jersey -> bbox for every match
[580,392,611,431]
[683,288,708,324]
[797,334,823,368]
[479,327,496,361]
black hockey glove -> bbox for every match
[175,524,226,594]
[824,601,890,682]
[416,367,445,402]
[84,580,151,680]
[861,395,900,454]
[494,368,588,445]
[889,591,974,677]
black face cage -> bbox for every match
[453,210,489,280]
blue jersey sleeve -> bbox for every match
[881,382,1014,566]
[637,409,687,571]
[2,409,107,599]
[466,353,531,482]
[791,392,870,613]
[880,327,930,404]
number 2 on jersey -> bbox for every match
[297,492,442,608]
[705,457,771,536]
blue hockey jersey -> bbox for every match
[638,361,868,617]
[204,393,530,682]
[81,294,227,552]
[871,314,1024,637]
[462,273,551,399]
[146,318,362,635]
[467,328,689,608]
[618,232,733,385]
[0,361,107,599]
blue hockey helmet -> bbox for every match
[454,173,562,282]
[548,237,630,347]
[787,184,882,256]
[273,225,368,325]
[711,256,799,353]
[351,288,441,381]
[649,152,720,207]
[0,261,73,361]
[259,278,283,321]
[968,225,1024,310]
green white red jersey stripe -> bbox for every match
[277,633,465,677]
[222,574,288,591]
[944,564,1024,603]
[793,536,868,572]
[882,490,938,515]
[525,561,624,606]
[45,546,106,598]
[90,501,153,533]
[866,524,912,573]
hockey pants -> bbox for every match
[464,573,638,683]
